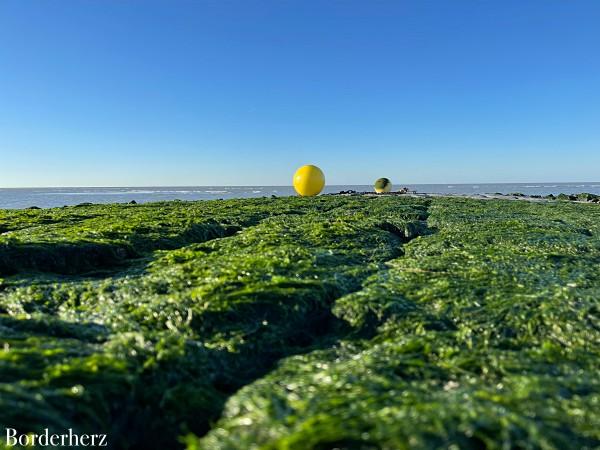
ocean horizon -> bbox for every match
[1,182,600,209]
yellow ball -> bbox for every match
[293,165,325,196]
[374,178,392,193]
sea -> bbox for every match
[1,183,600,210]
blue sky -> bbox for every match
[1,1,599,187]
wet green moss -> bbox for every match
[1,196,599,449]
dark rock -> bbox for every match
[129,200,137,204]
[26,206,41,210]
[577,193,600,202]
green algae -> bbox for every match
[1,196,599,449]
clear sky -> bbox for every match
[1,1,599,187]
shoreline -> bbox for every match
[2,189,599,211]
[328,189,600,204]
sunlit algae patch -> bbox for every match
[0,196,599,449]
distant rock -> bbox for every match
[576,193,600,202]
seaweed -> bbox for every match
[0,196,599,449]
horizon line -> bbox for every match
[1,181,600,189]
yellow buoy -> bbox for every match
[293,165,325,196]
[374,178,392,193]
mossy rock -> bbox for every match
[0,195,599,449]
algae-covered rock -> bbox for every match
[1,196,599,449]
[577,192,600,202]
